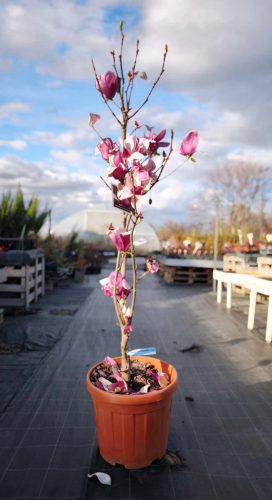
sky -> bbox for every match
[1,0,272,231]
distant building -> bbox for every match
[52,206,161,254]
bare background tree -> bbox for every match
[155,161,272,253]
[204,161,272,239]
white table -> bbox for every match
[213,269,272,343]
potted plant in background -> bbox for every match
[86,21,198,469]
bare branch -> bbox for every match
[99,176,112,191]
[125,39,140,109]
[119,21,126,101]
[128,44,168,120]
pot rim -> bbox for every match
[86,355,178,405]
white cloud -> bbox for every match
[28,126,90,150]
[0,101,30,120]
[51,149,86,164]
[0,139,27,150]
[227,149,272,166]
[0,154,106,221]
[0,0,126,79]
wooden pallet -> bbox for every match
[160,263,212,285]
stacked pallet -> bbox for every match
[0,250,45,310]
[159,261,213,285]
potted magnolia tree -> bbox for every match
[86,22,198,469]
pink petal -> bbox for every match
[89,113,100,126]
[103,356,117,367]
[158,372,170,388]
[98,377,115,392]
[155,129,166,142]
[108,229,131,252]
[180,130,199,157]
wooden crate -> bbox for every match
[223,255,246,272]
[0,254,45,310]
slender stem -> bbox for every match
[119,23,125,102]
[130,221,137,316]
[113,251,124,329]
[125,39,140,110]
[159,155,191,182]
[110,49,124,115]
[120,332,130,381]
[100,176,112,191]
[128,44,168,120]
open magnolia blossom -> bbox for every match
[90,22,199,390]
[100,272,131,301]
[107,226,131,252]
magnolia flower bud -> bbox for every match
[180,130,199,157]
[96,71,119,100]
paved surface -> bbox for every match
[0,265,271,499]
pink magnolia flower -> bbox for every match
[146,257,159,273]
[97,138,119,161]
[144,126,170,156]
[117,161,157,203]
[180,130,199,157]
[105,151,128,181]
[108,227,131,252]
[122,135,146,159]
[100,272,131,301]
[96,71,119,100]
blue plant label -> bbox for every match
[128,347,157,356]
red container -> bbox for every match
[86,356,178,469]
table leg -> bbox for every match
[226,282,232,309]
[217,280,222,303]
[247,289,257,331]
[265,296,272,343]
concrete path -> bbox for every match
[0,267,271,499]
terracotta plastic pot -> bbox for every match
[86,356,178,469]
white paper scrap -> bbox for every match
[87,472,111,486]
